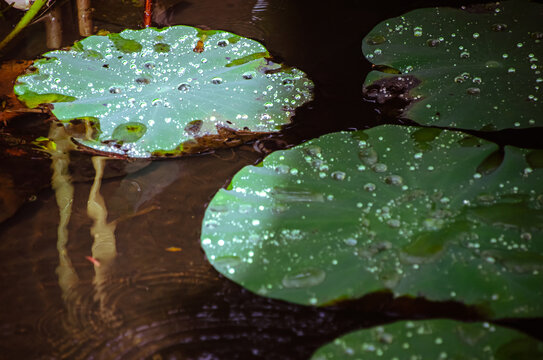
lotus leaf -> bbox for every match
[311,319,543,359]
[14,26,313,158]
[201,125,543,318]
[362,1,542,130]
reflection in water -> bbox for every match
[49,123,79,308]
[87,156,118,325]
[251,0,269,22]
[115,160,184,213]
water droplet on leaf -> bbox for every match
[178,83,190,91]
[282,268,326,288]
[367,35,386,45]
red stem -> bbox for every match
[144,0,152,27]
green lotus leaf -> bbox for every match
[14,26,313,158]
[362,1,542,130]
[311,319,543,359]
[201,125,543,318]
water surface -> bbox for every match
[0,0,540,358]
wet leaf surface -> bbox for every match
[362,1,542,131]
[14,26,313,158]
[312,319,543,359]
[201,125,543,318]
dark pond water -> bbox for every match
[0,0,541,359]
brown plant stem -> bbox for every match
[144,0,152,27]
[77,0,93,36]
[45,5,62,49]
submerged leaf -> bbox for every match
[14,26,313,158]
[201,125,543,318]
[362,1,542,130]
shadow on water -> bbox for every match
[0,0,542,359]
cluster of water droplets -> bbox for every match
[311,319,534,360]
[201,123,542,313]
[362,1,542,130]
[17,26,313,157]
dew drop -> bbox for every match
[366,35,386,45]
[344,238,357,246]
[460,51,470,59]
[473,32,480,39]
[212,77,223,84]
[491,23,507,31]
[413,26,423,37]
[508,67,516,73]
[387,219,401,228]
[372,163,387,172]
[364,183,376,192]
[178,83,190,91]
[331,171,346,181]
[304,145,322,157]
[135,77,150,84]
[427,38,440,47]
[217,40,229,47]
[384,175,403,185]
[466,87,481,95]
[359,148,378,165]
[109,87,122,94]
[242,72,255,80]
[282,268,326,288]
[472,77,482,84]
[280,77,294,85]
[485,60,500,68]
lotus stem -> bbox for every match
[45,5,62,49]
[0,0,47,52]
[77,0,93,36]
[143,0,152,27]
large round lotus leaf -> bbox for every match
[311,319,543,359]
[201,125,543,318]
[14,26,313,158]
[362,1,542,130]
